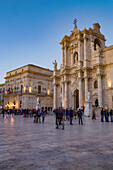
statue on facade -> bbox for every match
[96,44,101,54]
[86,91,90,101]
[53,60,57,70]
[37,97,40,105]
[36,97,40,109]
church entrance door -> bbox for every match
[74,89,79,110]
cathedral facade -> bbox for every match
[53,23,113,115]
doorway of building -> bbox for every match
[13,101,16,109]
[74,89,79,110]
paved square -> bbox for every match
[0,114,113,170]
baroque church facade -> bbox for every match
[53,23,113,115]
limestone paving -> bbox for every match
[0,114,113,170]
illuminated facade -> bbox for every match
[0,83,5,109]
[53,23,113,115]
[4,64,53,110]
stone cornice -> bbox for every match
[103,45,113,52]
[105,63,113,67]
[81,27,105,41]
[5,70,53,80]
[0,83,5,87]
[52,63,112,78]
[6,64,53,74]
[60,35,70,45]
[106,87,113,91]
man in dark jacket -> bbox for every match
[105,109,109,122]
[70,108,73,125]
[101,108,104,122]
[2,108,4,118]
[110,109,113,122]
[78,109,83,125]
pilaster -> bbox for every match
[97,74,102,107]
[64,82,68,109]
[62,46,64,67]
[78,33,82,67]
[83,32,88,67]
[53,84,57,109]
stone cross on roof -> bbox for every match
[73,18,77,28]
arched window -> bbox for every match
[38,85,41,93]
[95,99,98,107]
[94,38,101,51]
[13,100,16,109]
[94,80,98,88]
[13,101,16,105]
[73,52,78,64]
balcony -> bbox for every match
[5,90,53,96]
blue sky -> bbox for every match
[0,0,113,83]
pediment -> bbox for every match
[37,81,43,85]
[92,92,98,96]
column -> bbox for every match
[62,47,64,66]
[85,77,88,102]
[78,34,81,67]
[62,83,64,108]
[84,35,87,67]
[64,46,67,66]
[79,78,82,108]
[71,50,73,66]
[53,84,57,109]
[98,75,102,107]
[65,82,68,109]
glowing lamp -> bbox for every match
[24,87,26,92]
[29,87,32,93]
[108,81,112,88]
[47,89,50,95]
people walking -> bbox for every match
[70,108,73,125]
[92,109,96,120]
[101,108,104,122]
[74,109,77,119]
[42,109,46,123]
[2,108,4,118]
[37,109,41,123]
[106,109,109,122]
[110,109,113,122]
[104,109,107,122]
[78,108,83,125]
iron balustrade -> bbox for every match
[5,90,53,96]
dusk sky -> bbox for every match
[0,0,113,83]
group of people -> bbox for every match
[101,108,113,122]
[33,109,47,123]
[0,108,20,117]
[0,108,37,117]
[53,108,83,129]
[65,108,83,125]
[0,108,47,123]
[22,108,47,123]
[1,107,113,127]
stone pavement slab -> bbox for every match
[0,114,113,170]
